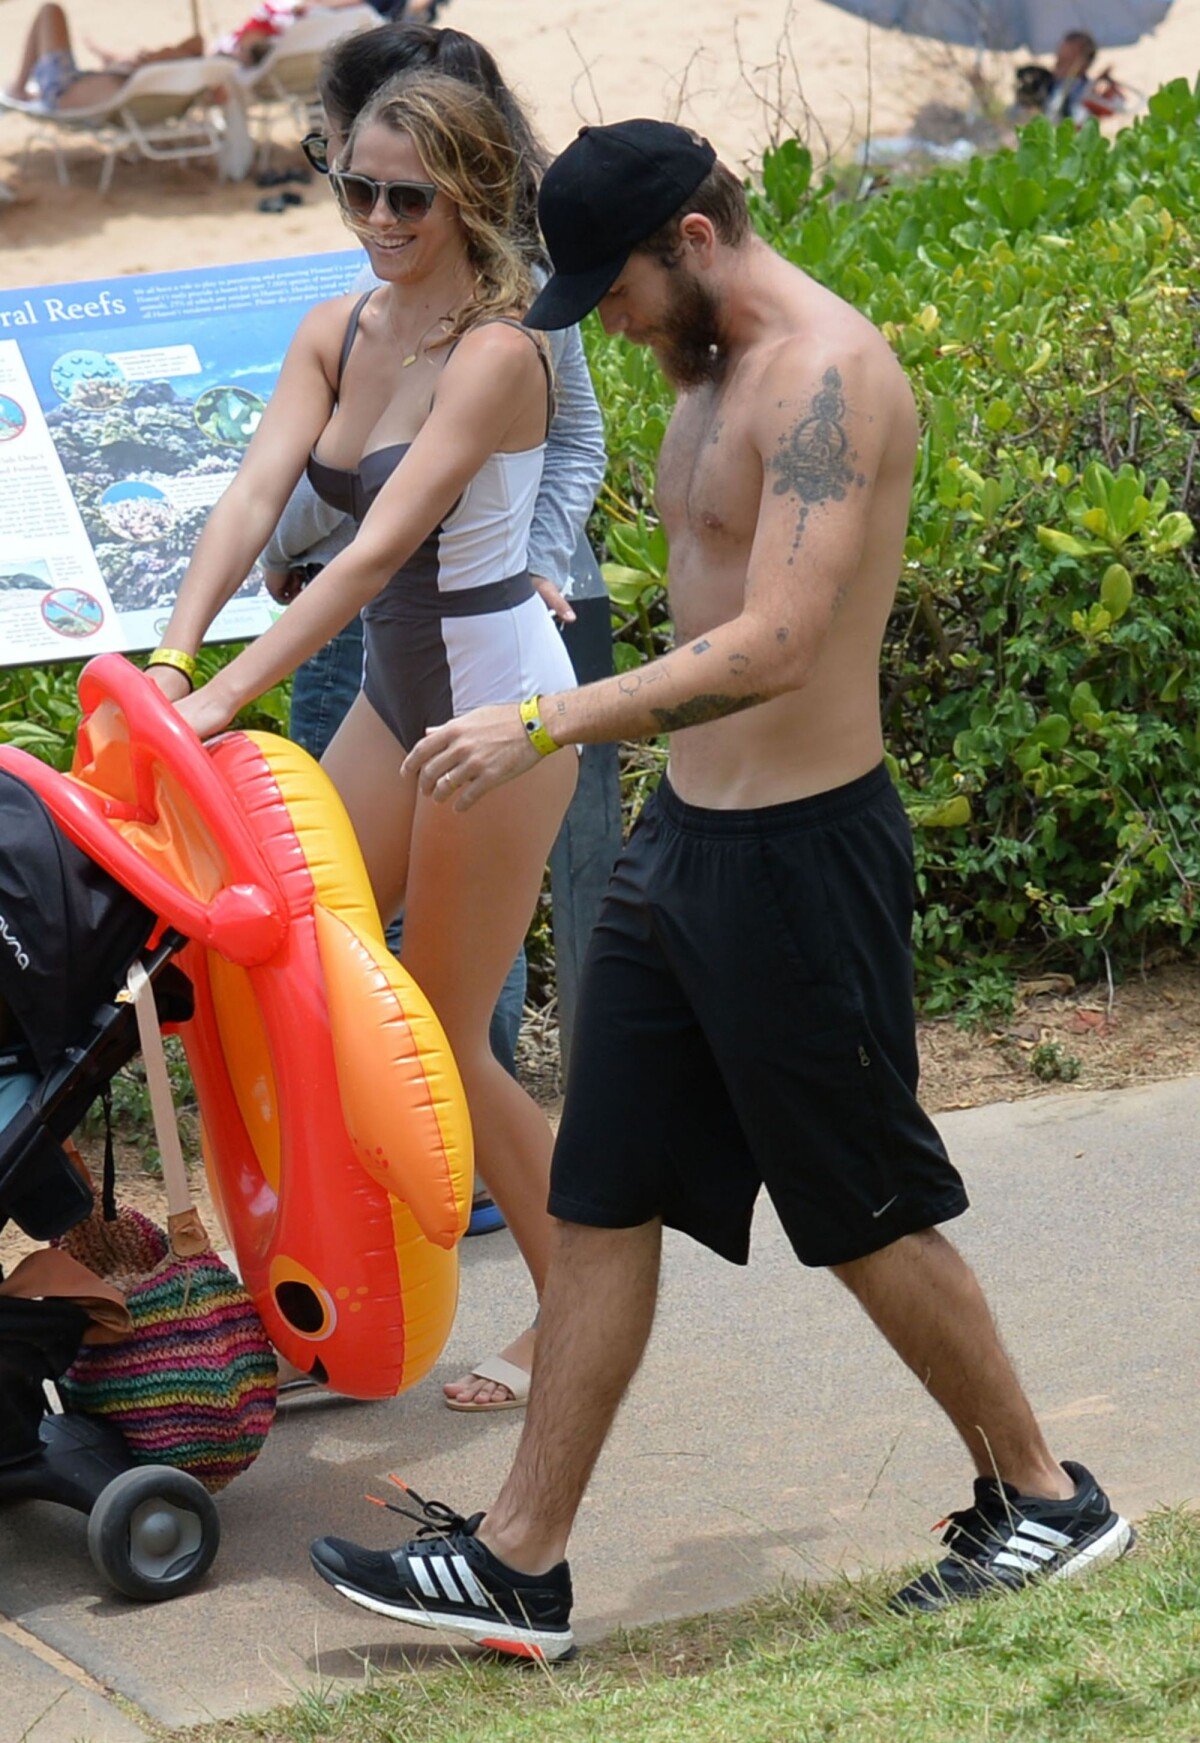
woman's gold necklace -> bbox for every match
[391,308,454,368]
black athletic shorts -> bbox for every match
[548,765,968,1267]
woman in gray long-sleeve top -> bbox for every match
[260,24,606,1414]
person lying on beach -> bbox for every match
[6,0,395,112]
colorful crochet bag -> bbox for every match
[58,961,277,1492]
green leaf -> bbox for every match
[1004,178,1047,230]
[915,795,971,829]
[1069,681,1102,723]
[1037,527,1090,558]
[1034,714,1071,751]
[1100,563,1134,621]
[1153,512,1195,551]
[1023,340,1054,376]
[1107,471,1142,536]
[602,563,657,608]
[761,139,812,224]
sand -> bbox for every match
[1,0,1196,288]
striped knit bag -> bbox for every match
[57,962,276,1493]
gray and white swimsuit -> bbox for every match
[307,292,577,750]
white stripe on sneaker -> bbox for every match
[433,1557,465,1603]
[1015,1520,1073,1548]
[995,1549,1045,1574]
[452,1553,490,1610]
[408,1556,439,1600]
[1006,1534,1057,1562]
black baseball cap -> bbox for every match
[525,119,717,331]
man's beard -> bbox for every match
[654,271,726,389]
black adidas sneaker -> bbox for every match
[891,1460,1134,1613]
[310,1483,574,1662]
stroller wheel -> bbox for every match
[87,1466,220,1602]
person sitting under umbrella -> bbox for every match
[1015,31,1127,125]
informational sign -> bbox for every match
[0,251,362,668]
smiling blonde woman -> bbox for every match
[150,73,579,1413]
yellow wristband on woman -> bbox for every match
[147,647,198,689]
[519,695,560,758]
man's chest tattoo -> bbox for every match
[767,367,867,564]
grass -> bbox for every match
[188,1508,1200,1743]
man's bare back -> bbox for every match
[653,254,918,808]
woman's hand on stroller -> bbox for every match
[172,684,237,742]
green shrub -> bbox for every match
[7,86,1200,1021]
[1029,1040,1083,1084]
[0,647,289,771]
[586,83,1200,1014]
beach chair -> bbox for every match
[234,5,377,165]
[2,57,233,195]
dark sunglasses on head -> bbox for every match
[329,171,438,223]
[301,131,330,174]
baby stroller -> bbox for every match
[0,766,221,1602]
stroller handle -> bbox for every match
[0,655,288,967]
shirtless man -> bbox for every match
[309,120,1132,1660]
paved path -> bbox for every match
[2,1077,1197,1737]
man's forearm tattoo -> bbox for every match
[767,367,866,564]
[651,693,766,731]
[618,664,666,696]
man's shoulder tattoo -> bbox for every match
[766,366,868,565]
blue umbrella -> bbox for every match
[820,0,1175,54]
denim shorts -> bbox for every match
[31,50,79,111]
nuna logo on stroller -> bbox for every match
[0,911,30,971]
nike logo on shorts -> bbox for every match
[872,1193,900,1218]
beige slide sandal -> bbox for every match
[444,1354,531,1412]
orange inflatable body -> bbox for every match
[0,656,472,1398]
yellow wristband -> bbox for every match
[147,647,198,689]
[519,695,560,758]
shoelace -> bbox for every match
[365,1475,474,1541]
[933,1486,1016,1557]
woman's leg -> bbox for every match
[402,753,577,1405]
[11,4,67,95]
[9,4,126,108]
[320,691,418,923]
[289,617,366,763]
